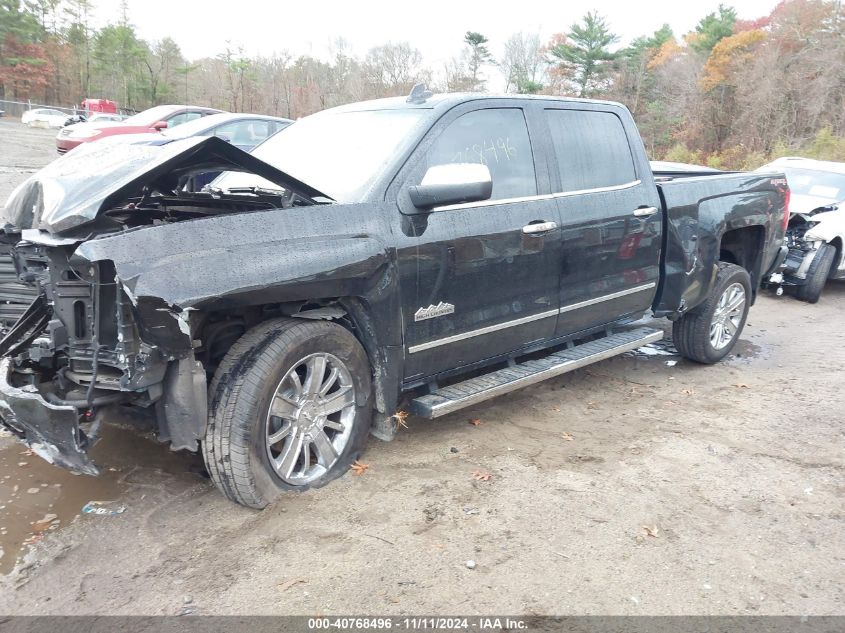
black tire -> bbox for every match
[796,243,835,304]
[673,262,752,364]
[202,318,372,509]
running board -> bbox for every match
[408,326,663,419]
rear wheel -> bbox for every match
[796,243,835,304]
[673,262,751,364]
[202,318,372,508]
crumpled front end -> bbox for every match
[770,204,843,285]
[0,234,171,474]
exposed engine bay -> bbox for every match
[0,136,331,474]
[774,204,844,286]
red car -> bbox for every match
[56,104,223,154]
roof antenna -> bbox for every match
[406,83,433,104]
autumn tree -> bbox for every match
[363,42,427,96]
[689,4,737,53]
[549,11,619,97]
[500,32,544,94]
[140,37,184,104]
[463,31,492,91]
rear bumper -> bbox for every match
[0,358,98,475]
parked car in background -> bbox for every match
[55,104,223,153]
[758,157,845,303]
[100,112,291,152]
[95,112,292,189]
[21,108,69,129]
[63,112,127,127]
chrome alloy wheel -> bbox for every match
[709,282,746,350]
[265,352,356,485]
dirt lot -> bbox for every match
[0,121,842,615]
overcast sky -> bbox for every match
[94,0,782,68]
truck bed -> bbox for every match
[653,171,787,317]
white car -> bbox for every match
[21,108,69,129]
[758,157,845,303]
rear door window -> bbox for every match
[544,109,636,193]
[425,108,537,200]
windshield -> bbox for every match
[212,108,427,202]
[782,167,845,203]
[123,105,178,126]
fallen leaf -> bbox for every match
[471,470,492,482]
[31,513,58,532]
[392,410,409,429]
[642,524,660,538]
[350,460,370,476]
[560,432,574,441]
[277,577,307,592]
[468,418,483,426]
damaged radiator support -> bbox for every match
[0,240,209,471]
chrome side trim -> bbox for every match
[408,308,558,354]
[408,282,656,354]
[432,180,642,212]
[558,282,656,314]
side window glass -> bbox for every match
[544,109,637,192]
[166,112,187,128]
[167,112,203,128]
[215,120,275,149]
[425,108,536,200]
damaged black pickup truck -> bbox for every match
[0,91,788,508]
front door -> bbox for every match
[393,105,562,381]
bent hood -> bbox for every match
[789,193,839,216]
[1,136,330,235]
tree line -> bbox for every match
[1,0,844,168]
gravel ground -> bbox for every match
[0,121,842,615]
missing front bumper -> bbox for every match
[0,358,99,475]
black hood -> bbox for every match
[1,136,330,234]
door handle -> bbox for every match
[522,221,558,234]
[633,206,659,217]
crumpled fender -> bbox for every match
[803,210,845,244]
[75,204,392,354]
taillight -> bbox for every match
[782,187,791,231]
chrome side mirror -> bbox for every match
[408,163,492,212]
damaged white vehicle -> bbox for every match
[759,157,845,303]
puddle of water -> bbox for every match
[727,338,765,364]
[0,413,203,575]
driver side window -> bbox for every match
[424,108,537,201]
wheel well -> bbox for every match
[719,226,765,297]
[193,299,354,374]
[191,296,397,420]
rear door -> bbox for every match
[393,103,562,381]
[541,105,662,337]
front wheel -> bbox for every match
[202,318,373,508]
[672,262,752,364]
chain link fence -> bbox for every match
[0,99,78,120]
